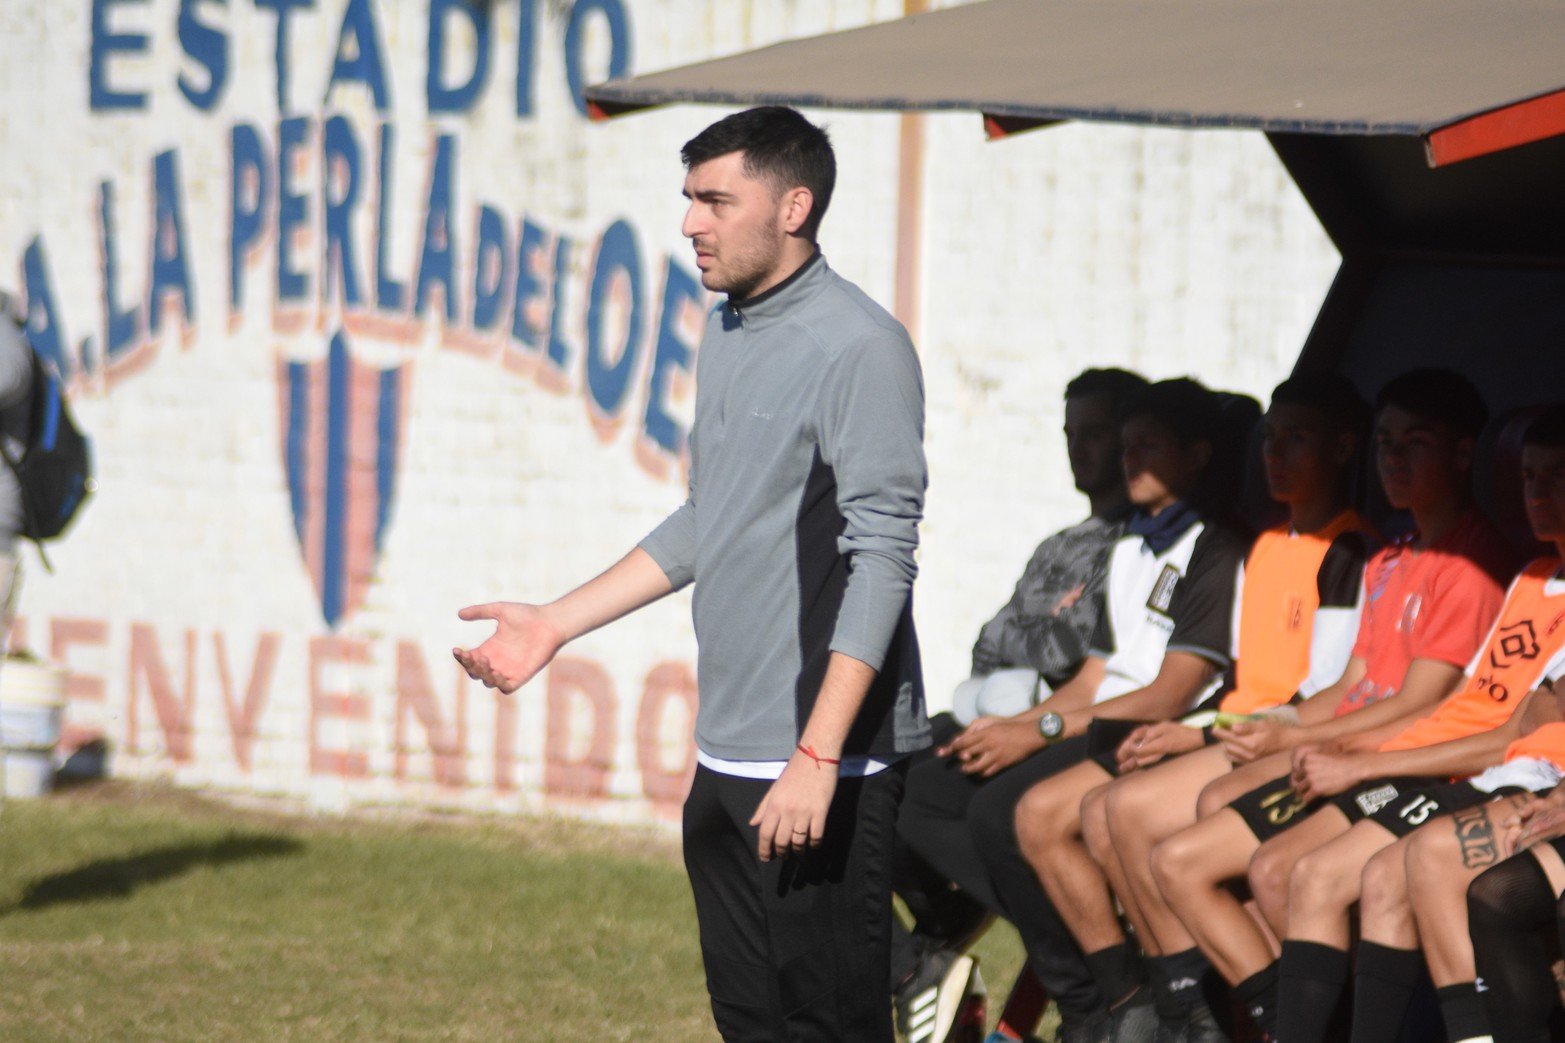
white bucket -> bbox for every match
[0,656,68,799]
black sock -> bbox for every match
[1084,941,1147,1008]
[1276,940,1349,1043]
[1470,853,1558,1042]
[1436,982,1492,1042]
[1235,962,1280,1036]
[1349,942,1422,1043]
[1146,956,1176,1023]
[1149,947,1213,1018]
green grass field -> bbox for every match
[0,782,1034,1042]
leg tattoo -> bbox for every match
[1451,804,1499,870]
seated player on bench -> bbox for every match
[1140,369,1518,1039]
[1010,371,1377,1040]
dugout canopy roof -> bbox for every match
[586,0,1565,452]
[584,0,1565,169]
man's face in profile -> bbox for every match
[1121,414,1207,512]
[1064,394,1123,499]
[1522,443,1565,543]
[681,151,793,299]
[1374,405,1471,513]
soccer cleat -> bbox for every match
[896,950,978,1043]
[1057,1009,1111,1043]
[949,966,988,1043]
[1151,1000,1227,1043]
[1106,989,1158,1043]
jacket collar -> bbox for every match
[726,249,825,328]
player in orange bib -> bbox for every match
[1262,405,1565,1043]
[1141,370,1517,1041]
[1326,405,1565,1043]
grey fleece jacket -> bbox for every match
[639,253,931,761]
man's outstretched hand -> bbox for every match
[454,602,566,693]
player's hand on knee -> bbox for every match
[1134,721,1202,768]
[1217,718,1282,764]
[946,719,1041,777]
[1513,802,1565,853]
[1497,794,1544,856]
[936,715,1000,757]
[1289,742,1319,787]
[453,601,564,693]
[1116,725,1155,773]
[1293,748,1362,802]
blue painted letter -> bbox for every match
[177,0,228,110]
[374,123,406,312]
[322,115,365,309]
[644,259,701,455]
[472,205,512,332]
[89,0,149,110]
[414,135,458,321]
[276,115,311,304]
[427,0,490,114]
[514,0,537,117]
[148,149,196,334]
[584,220,644,417]
[546,234,574,372]
[230,122,271,311]
[326,0,390,112]
[564,0,631,116]
[252,0,315,112]
[22,238,73,382]
[98,181,144,364]
[510,219,549,351]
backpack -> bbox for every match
[0,335,93,559]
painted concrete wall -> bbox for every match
[0,0,1336,824]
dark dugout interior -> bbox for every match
[1280,131,1565,551]
[1284,130,1565,411]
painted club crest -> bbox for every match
[278,328,407,628]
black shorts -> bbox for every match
[1329,777,1507,839]
[1229,773,1319,841]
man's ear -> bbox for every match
[1188,440,1213,473]
[780,186,815,235]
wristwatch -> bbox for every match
[1037,711,1065,745]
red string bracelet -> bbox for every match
[796,744,841,768]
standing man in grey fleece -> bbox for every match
[454,106,929,1041]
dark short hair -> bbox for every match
[1119,377,1222,447]
[1375,369,1488,440]
[681,107,836,240]
[1270,371,1369,434]
[1523,405,1565,450]
[1065,368,1149,414]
